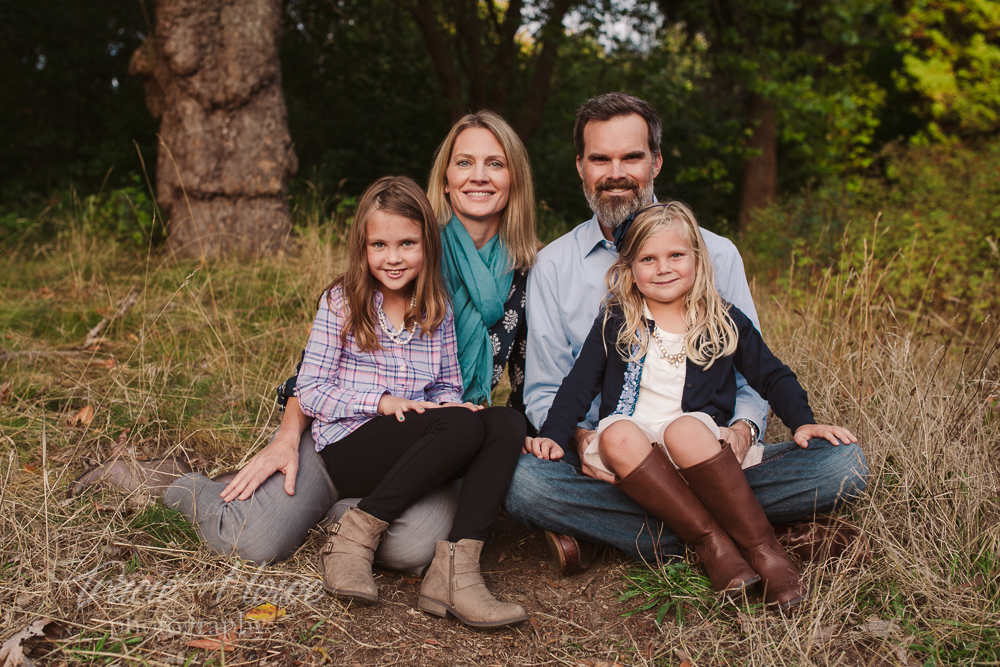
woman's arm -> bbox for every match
[220,397,309,501]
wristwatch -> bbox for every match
[732,418,760,444]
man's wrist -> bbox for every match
[732,418,760,443]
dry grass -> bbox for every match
[2,215,999,665]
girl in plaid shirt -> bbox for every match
[295,176,527,629]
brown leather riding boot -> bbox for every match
[418,539,529,629]
[321,507,388,604]
[681,445,804,610]
[614,445,759,594]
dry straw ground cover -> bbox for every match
[2,217,999,666]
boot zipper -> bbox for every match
[448,542,455,605]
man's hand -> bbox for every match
[523,436,564,460]
[793,423,857,448]
[574,427,616,483]
[720,420,753,464]
[378,394,441,421]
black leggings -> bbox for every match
[319,406,526,543]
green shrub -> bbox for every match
[744,139,1000,325]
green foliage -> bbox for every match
[129,505,200,549]
[894,0,1000,138]
[619,562,718,625]
[744,138,1000,325]
[1,176,163,251]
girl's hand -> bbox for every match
[524,436,564,460]
[221,428,300,502]
[378,394,441,421]
[441,401,484,411]
[793,423,858,448]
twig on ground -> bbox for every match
[83,286,141,348]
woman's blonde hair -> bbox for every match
[426,110,537,270]
[606,201,738,368]
[325,176,448,352]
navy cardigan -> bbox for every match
[539,304,815,448]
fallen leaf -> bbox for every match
[23,463,39,474]
[0,382,11,406]
[187,631,238,652]
[812,624,838,643]
[93,357,116,369]
[424,639,443,647]
[0,618,55,667]
[68,406,95,428]
[37,288,53,299]
[245,602,285,623]
[855,616,901,637]
[126,333,140,342]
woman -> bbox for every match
[69,110,538,576]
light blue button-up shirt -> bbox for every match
[524,214,768,433]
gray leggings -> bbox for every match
[162,429,460,574]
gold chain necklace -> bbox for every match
[650,326,686,366]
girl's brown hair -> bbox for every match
[426,109,538,271]
[606,201,738,367]
[326,176,448,352]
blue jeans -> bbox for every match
[503,438,868,562]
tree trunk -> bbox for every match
[129,0,297,258]
[737,93,776,235]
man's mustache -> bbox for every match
[597,178,639,193]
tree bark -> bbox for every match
[737,93,777,235]
[129,0,298,258]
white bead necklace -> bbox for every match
[650,326,686,366]
[377,291,418,345]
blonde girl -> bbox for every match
[297,176,527,629]
[527,201,857,610]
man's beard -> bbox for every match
[584,172,655,231]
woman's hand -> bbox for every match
[524,436,564,460]
[793,423,858,448]
[378,394,441,421]
[221,424,301,502]
[440,401,484,411]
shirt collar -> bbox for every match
[582,214,616,258]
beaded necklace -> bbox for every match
[377,291,418,345]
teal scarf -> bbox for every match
[441,215,513,404]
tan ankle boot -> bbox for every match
[321,507,388,604]
[681,445,804,610]
[418,540,529,629]
[615,445,759,595]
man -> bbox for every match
[505,92,868,573]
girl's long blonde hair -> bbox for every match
[325,176,448,352]
[606,201,737,368]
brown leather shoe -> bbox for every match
[544,531,596,576]
[774,516,870,565]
